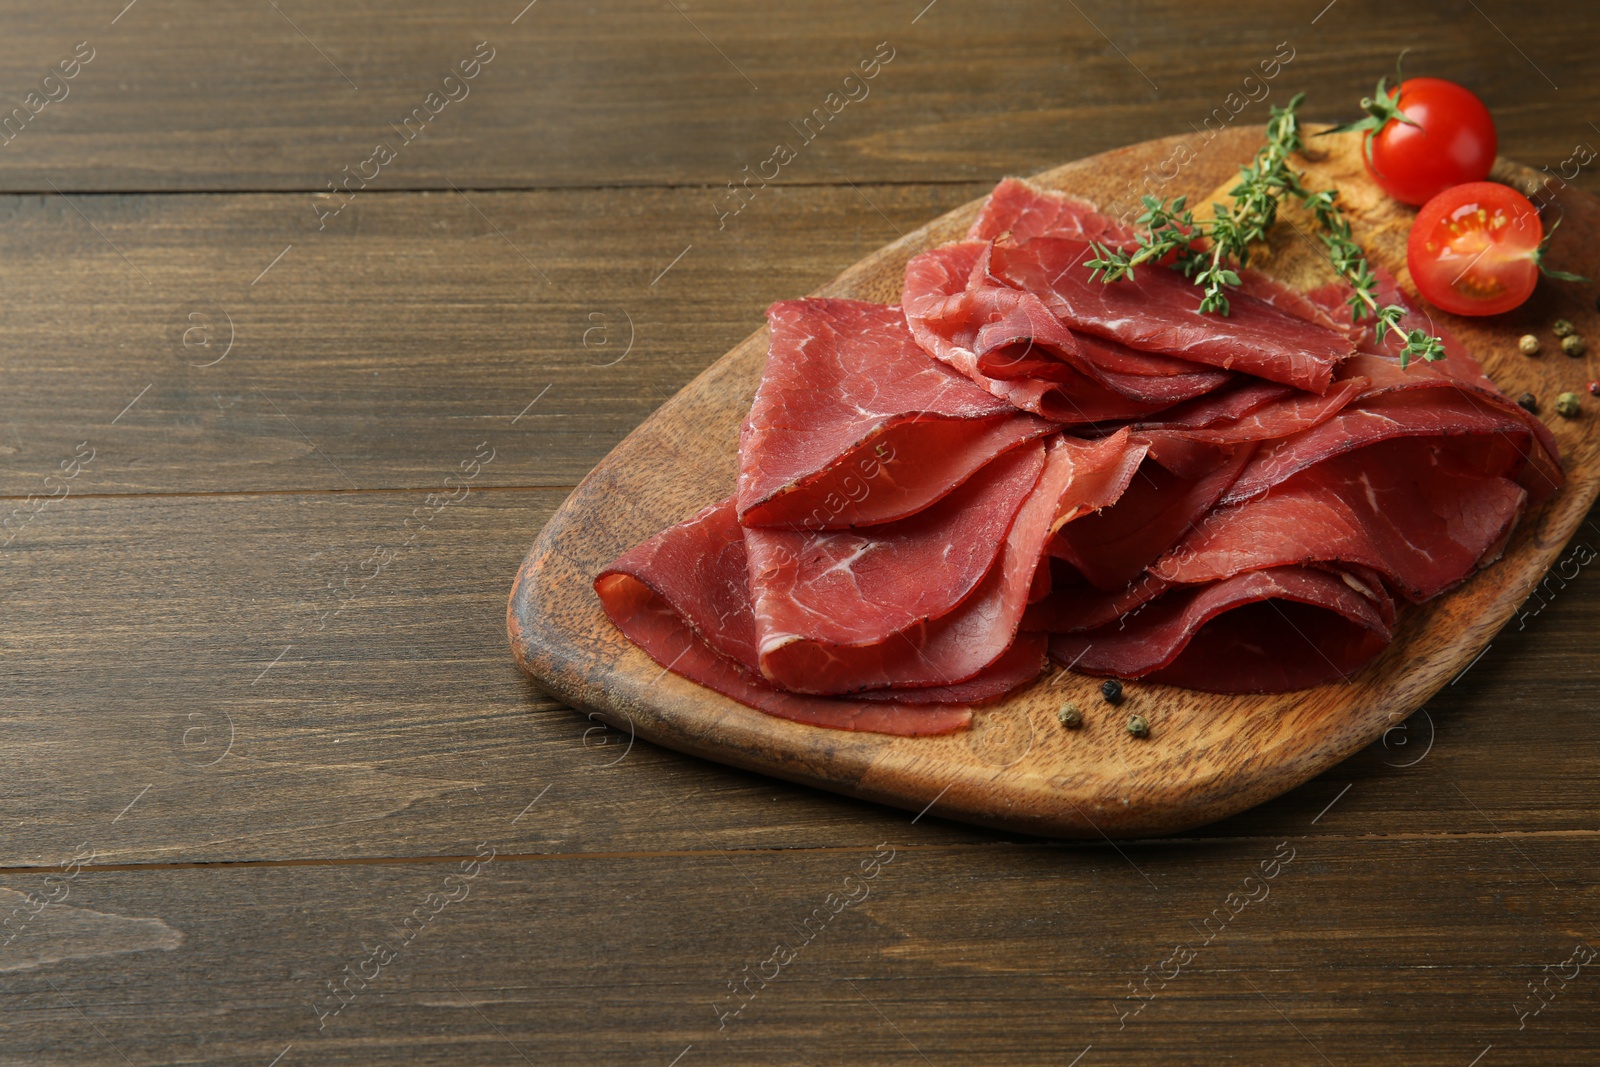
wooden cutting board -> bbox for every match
[508,125,1600,838]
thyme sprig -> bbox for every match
[1085,92,1446,368]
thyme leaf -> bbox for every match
[1086,91,1446,369]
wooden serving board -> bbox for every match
[508,126,1600,838]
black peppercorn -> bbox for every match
[1516,392,1538,414]
[1101,679,1123,705]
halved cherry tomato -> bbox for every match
[1406,182,1543,316]
[1333,72,1497,206]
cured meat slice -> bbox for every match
[988,237,1354,393]
[1049,566,1393,693]
[1135,378,1364,479]
[1309,270,1561,497]
[756,438,1073,694]
[903,241,1230,423]
[596,499,978,735]
[739,298,1054,529]
[596,568,971,735]
[1050,444,1255,590]
[1223,387,1556,506]
[1021,569,1172,634]
[746,441,1043,650]
[968,177,1139,245]
[858,634,1047,703]
[1155,436,1529,602]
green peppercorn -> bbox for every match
[1517,392,1539,414]
[1126,714,1150,739]
[1556,392,1581,418]
[1518,334,1541,356]
[1100,679,1123,705]
[1562,334,1586,358]
[1553,319,1575,338]
[1056,702,1083,729]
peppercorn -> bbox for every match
[1556,392,1581,418]
[1589,381,1600,397]
[1562,334,1586,358]
[1100,679,1123,705]
[1553,319,1575,338]
[1517,392,1539,414]
[1056,702,1083,729]
[1518,334,1541,356]
[1126,714,1150,739]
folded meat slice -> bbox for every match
[903,241,1231,423]
[595,499,1020,735]
[1049,566,1394,693]
[1050,443,1255,590]
[755,438,1074,695]
[1224,385,1558,507]
[968,177,1140,245]
[738,298,1054,530]
[746,440,1043,650]
[1155,436,1529,602]
[1309,270,1561,498]
[1135,377,1365,479]
[988,237,1354,393]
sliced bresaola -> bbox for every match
[1049,566,1393,693]
[596,564,971,735]
[1306,269,1561,497]
[738,298,1054,530]
[594,499,1035,735]
[755,438,1072,695]
[1134,377,1365,479]
[1223,386,1557,507]
[1155,436,1530,603]
[987,237,1355,393]
[746,441,1043,651]
[967,177,1139,245]
[902,241,1230,423]
[1049,443,1255,591]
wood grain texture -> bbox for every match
[0,182,986,498]
[511,126,1600,839]
[5,1,1600,1062]
[4,836,1600,1065]
[0,1,1596,194]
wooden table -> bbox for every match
[3,2,1597,1063]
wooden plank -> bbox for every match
[0,1,1594,193]
[3,836,1599,1063]
[3,484,1598,866]
[0,182,986,499]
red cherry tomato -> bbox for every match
[1407,182,1543,316]
[1356,77,1498,206]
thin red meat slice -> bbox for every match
[1022,569,1172,633]
[756,437,1074,694]
[1050,427,1150,526]
[1135,378,1365,479]
[988,237,1354,393]
[903,241,1230,423]
[1223,387,1556,506]
[857,634,1047,703]
[1049,444,1255,590]
[1157,437,1530,602]
[746,441,1043,650]
[739,298,1054,529]
[967,177,1139,245]
[1311,270,1561,497]
[596,567,971,735]
[1049,566,1393,692]
[596,499,988,734]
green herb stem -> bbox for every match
[1085,93,1446,368]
